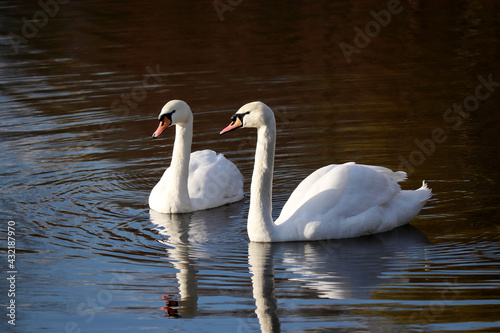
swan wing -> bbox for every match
[188,150,244,210]
[279,162,402,221]
[275,162,429,240]
[278,163,347,221]
[357,164,407,182]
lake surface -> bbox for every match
[1,0,500,332]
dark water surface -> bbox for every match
[1,1,500,332]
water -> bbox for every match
[1,0,500,332]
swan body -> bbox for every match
[220,101,431,242]
[149,100,243,213]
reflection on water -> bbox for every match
[149,209,433,332]
[1,0,500,332]
[150,203,245,319]
[151,212,198,318]
[248,226,430,333]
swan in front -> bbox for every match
[149,100,243,213]
[220,101,432,242]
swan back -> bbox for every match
[278,163,399,221]
[275,162,431,241]
[188,150,244,211]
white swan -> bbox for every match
[149,100,243,213]
[220,101,432,242]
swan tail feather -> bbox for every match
[417,181,432,202]
[393,171,408,182]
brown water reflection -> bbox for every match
[1,0,500,332]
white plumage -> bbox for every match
[275,162,431,241]
[149,100,243,213]
[220,101,431,242]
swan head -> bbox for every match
[220,101,274,135]
[152,100,193,138]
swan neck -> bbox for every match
[248,120,276,242]
[169,120,192,202]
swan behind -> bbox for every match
[220,101,431,242]
[149,100,243,213]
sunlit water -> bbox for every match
[1,1,500,332]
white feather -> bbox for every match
[149,100,243,213]
[228,101,432,242]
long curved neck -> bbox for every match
[168,119,193,207]
[248,118,276,242]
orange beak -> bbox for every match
[152,118,171,138]
[219,116,243,135]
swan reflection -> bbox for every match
[149,201,244,317]
[248,225,429,332]
[150,210,197,317]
